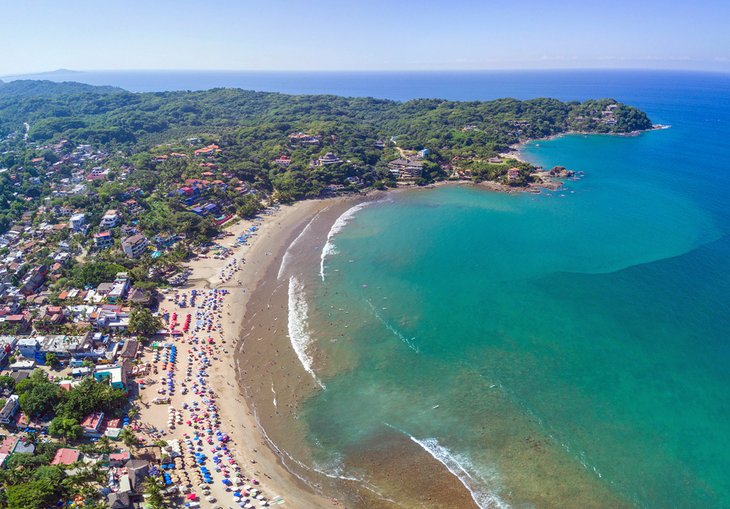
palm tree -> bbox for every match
[144,476,166,509]
[119,428,138,449]
[96,435,113,454]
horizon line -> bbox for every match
[2,67,730,79]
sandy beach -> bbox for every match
[135,192,485,509]
[135,199,343,508]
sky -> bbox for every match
[2,0,729,75]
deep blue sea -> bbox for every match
[25,69,730,507]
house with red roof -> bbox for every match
[94,231,114,250]
[109,450,131,466]
[193,144,220,157]
[274,155,292,166]
[0,436,18,455]
[86,168,108,181]
[81,412,105,436]
[51,448,81,465]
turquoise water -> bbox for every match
[14,68,730,506]
[289,75,730,507]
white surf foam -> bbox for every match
[277,209,325,280]
[320,201,374,281]
[287,276,325,388]
[407,434,510,509]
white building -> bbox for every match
[121,234,148,259]
[99,210,120,228]
[0,336,19,364]
[0,395,19,425]
[69,213,86,231]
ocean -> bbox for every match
[26,69,730,507]
[289,71,729,508]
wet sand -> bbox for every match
[232,194,483,508]
[157,184,637,509]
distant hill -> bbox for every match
[0,68,81,79]
[0,79,653,149]
[0,79,123,98]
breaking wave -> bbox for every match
[407,434,510,509]
[287,276,325,388]
[320,201,374,281]
[277,209,325,280]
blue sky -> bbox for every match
[2,0,729,74]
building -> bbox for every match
[107,273,130,303]
[0,436,18,456]
[94,365,126,390]
[94,305,130,330]
[39,334,91,360]
[69,213,86,231]
[17,337,41,359]
[18,265,48,296]
[274,155,291,166]
[0,336,19,364]
[191,203,218,216]
[9,360,35,371]
[99,210,120,228]
[119,339,140,361]
[387,158,425,181]
[107,492,132,509]
[193,144,220,157]
[288,132,320,145]
[80,412,105,436]
[506,167,521,181]
[0,395,19,425]
[86,168,108,181]
[312,152,342,167]
[121,234,148,259]
[109,451,131,467]
[13,439,34,455]
[51,448,81,465]
[127,288,150,305]
[94,231,114,250]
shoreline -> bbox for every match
[134,122,669,506]
[503,123,669,162]
[136,199,346,508]
[135,177,637,508]
[207,198,349,508]
[230,192,485,508]
[134,186,511,508]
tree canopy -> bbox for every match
[128,307,163,336]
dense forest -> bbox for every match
[0,80,652,149]
[0,80,653,235]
